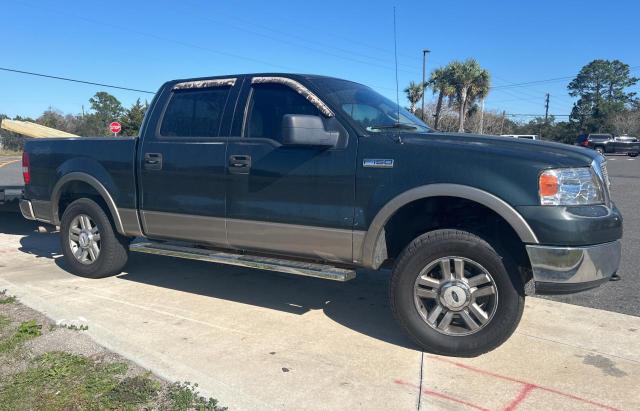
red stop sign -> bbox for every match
[109,122,122,134]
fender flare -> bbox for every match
[360,184,539,269]
[50,172,126,235]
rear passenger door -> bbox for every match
[225,77,358,263]
[138,77,241,246]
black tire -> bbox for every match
[629,153,638,157]
[60,198,129,278]
[390,229,524,357]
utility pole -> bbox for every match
[499,110,506,134]
[544,93,550,123]
[478,97,485,134]
[541,93,550,139]
[421,49,430,120]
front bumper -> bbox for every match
[526,240,621,294]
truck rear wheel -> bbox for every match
[390,229,524,357]
[60,198,129,278]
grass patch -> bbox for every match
[0,320,42,354]
[0,295,17,305]
[162,381,227,411]
[0,315,9,330]
[0,304,227,410]
[0,352,155,410]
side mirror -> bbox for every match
[281,114,339,147]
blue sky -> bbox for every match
[1,0,639,122]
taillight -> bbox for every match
[22,151,31,185]
[582,140,589,147]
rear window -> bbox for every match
[160,87,230,137]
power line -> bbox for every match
[491,65,640,90]
[0,67,155,94]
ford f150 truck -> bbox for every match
[19,73,623,356]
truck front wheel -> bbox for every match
[390,229,524,357]
[60,198,129,278]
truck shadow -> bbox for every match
[7,211,415,350]
[116,252,416,349]
[0,210,39,236]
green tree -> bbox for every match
[89,92,125,135]
[120,99,148,136]
[403,81,425,114]
[448,59,491,132]
[568,59,638,132]
[429,67,456,130]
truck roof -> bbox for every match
[166,73,357,87]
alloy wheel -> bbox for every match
[68,214,101,265]
[413,256,498,336]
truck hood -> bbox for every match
[397,132,598,168]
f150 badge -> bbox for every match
[363,159,394,168]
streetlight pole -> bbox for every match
[421,49,430,119]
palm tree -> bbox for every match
[429,67,456,129]
[449,59,491,132]
[404,81,425,114]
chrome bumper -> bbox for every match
[526,240,621,294]
[19,199,36,221]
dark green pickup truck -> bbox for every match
[20,73,622,356]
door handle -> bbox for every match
[229,155,251,174]
[144,153,163,170]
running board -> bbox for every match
[129,241,356,282]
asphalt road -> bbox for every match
[543,154,639,316]
[0,156,22,186]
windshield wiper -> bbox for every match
[369,123,418,131]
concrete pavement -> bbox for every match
[1,213,638,410]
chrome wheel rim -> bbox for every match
[413,256,498,336]
[69,214,101,265]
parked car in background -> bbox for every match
[501,134,538,140]
[575,133,639,156]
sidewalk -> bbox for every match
[1,220,638,410]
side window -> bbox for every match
[160,87,230,137]
[245,83,320,142]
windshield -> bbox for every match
[312,78,432,133]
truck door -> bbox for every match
[225,78,357,263]
[137,78,241,246]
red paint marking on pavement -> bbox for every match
[427,356,621,411]
[394,379,490,411]
[502,384,536,411]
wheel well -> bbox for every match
[382,196,532,281]
[57,181,113,227]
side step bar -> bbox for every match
[129,241,356,282]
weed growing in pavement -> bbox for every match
[0,290,17,305]
[59,324,89,331]
[161,381,227,411]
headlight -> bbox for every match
[539,167,604,205]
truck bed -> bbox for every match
[24,137,138,216]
